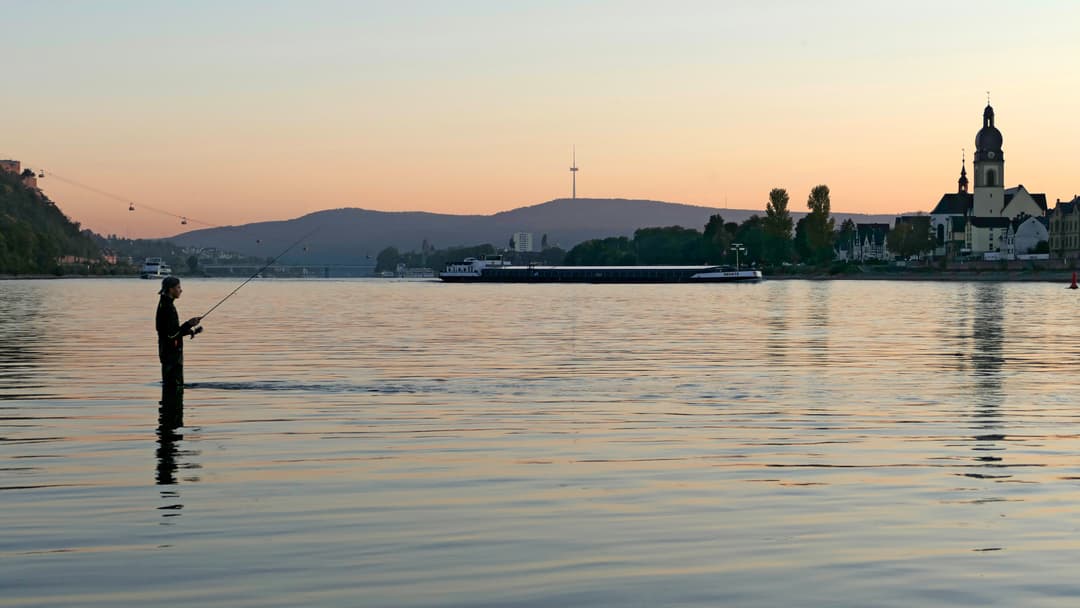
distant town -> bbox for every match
[3,102,1079,278]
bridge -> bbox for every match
[200,264,377,278]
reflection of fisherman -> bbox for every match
[157,396,183,485]
[156,277,203,402]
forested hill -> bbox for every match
[171,197,898,263]
[0,170,100,274]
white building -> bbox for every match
[512,232,534,252]
[1006,216,1049,256]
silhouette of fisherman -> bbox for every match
[156,276,203,405]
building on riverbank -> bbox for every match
[1048,195,1080,258]
[929,104,1047,259]
[836,223,891,262]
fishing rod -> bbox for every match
[197,228,320,323]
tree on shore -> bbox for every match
[801,184,835,264]
[887,216,935,259]
[734,215,766,266]
[634,226,706,264]
[564,236,636,265]
[763,188,794,264]
[703,214,733,262]
[838,218,857,258]
[375,246,401,272]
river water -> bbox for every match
[3,278,1080,606]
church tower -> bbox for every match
[973,103,1004,216]
[958,151,969,193]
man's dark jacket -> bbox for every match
[156,295,197,363]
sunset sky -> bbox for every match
[5,1,1080,238]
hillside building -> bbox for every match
[0,158,40,189]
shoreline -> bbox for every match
[0,274,140,280]
[3,271,1075,283]
[765,271,1073,283]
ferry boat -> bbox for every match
[139,257,172,279]
[440,256,762,283]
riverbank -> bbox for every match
[766,270,1074,282]
[3,270,1076,283]
[0,274,139,280]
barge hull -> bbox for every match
[440,267,761,283]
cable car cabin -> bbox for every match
[129,203,135,211]
[181,217,188,225]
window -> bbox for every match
[937,224,945,245]
[986,169,997,187]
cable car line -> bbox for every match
[44,171,224,229]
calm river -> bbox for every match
[3,278,1080,606]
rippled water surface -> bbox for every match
[4,278,1080,606]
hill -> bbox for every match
[0,169,101,274]
[169,198,897,264]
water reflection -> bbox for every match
[765,282,790,365]
[156,392,199,523]
[971,283,1005,414]
[966,283,1009,482]
[156,395,184,486]
[10,279,1080,606]
[0,284,44,399]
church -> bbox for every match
[929,103,1047,258]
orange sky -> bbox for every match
[6,2,1080,238]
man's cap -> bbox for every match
[159,276,180,295]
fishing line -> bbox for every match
[198,228,320,321]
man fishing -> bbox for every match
[156,276,203,403]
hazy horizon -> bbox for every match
[6,1,1080,238]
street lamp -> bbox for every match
[731,243,746,271]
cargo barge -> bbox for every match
[440,256,762,283]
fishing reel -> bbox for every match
[190,326,204,339]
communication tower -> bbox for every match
[570,146,578,199]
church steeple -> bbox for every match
[958,149,968,193]
[973,99,1005,218]
[974,101,1003,165]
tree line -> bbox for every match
[375,185,855,271]
[375,184,946,272]
[0,170,102,274]
[565,185,839,267]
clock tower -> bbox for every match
[973,103,1004,216]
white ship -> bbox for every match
[139,257,172,279]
